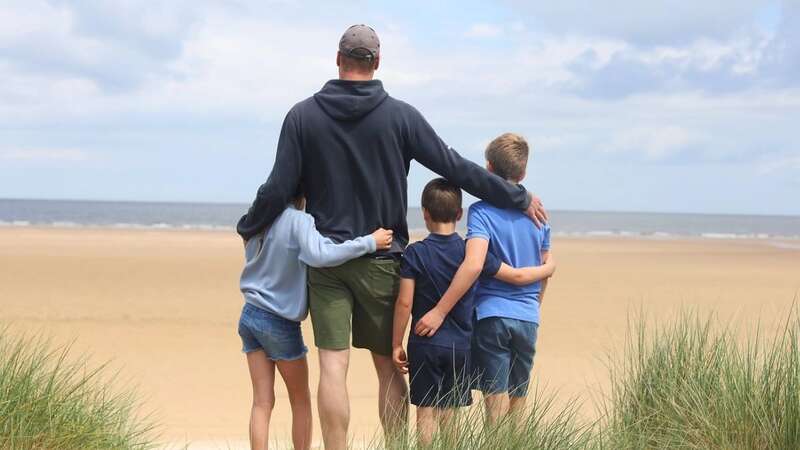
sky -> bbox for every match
[1,0,798,215]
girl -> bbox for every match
[238,192,393,450]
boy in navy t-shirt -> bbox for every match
[426,133,552,425]
[391,178,555,445]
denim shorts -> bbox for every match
[237,303,308,361]
[408,343,473,408]
[472,317,538,397]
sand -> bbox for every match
[1,227,798,448]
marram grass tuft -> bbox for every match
[0,329,157,449]
[602,310,800,450]
[375,309,800,450]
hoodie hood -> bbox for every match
[313,79,388,121]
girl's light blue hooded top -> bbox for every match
[240,206,376,322]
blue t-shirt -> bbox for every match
[466,201,551,325]
[399,232,501,350]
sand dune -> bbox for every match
[1,228,798,447]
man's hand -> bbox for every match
[414,307,445,337]
[525,194,548,229]
[392,346,409,374]
[372,228,394,250]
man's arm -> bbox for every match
[414,238,489,337]
[392,278,415,374]
[406,109,548,226]
[236,110,303,241]
[494,254,556,286]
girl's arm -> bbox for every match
[295,213,389,268]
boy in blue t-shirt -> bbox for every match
[422,133,552,425]
[392,178,555,445]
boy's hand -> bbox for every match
[392,346,409,374]
[543,253,556,277]
[372,228,394,250]
[415,307,445,337]
[525,193,548,228]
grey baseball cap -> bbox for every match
[339,24,380,60]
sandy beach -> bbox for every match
[1,227,798,448]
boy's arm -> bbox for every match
[295,214,379,268]
[539,250,551,303]
[493,254,556,286]
[392,278,415,374]
[539,226,552,303]
[414,238,489,337]
[540,278,549,303]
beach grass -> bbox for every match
[369,386,592,450]
[601,310,800,450]
[375,309,799,450]
[2,308,797,449]
[0,328,156,449]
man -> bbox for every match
[237,24,547,450]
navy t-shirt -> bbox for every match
[399,232,501,350]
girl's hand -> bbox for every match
[372,228,394,250]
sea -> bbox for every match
[1,198,799,241]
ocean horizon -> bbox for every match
[1,198,798,241]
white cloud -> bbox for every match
[0,1,794,123]
[503,1,769,44]
[514,36,627,87]
[532,135,566,152]
[0,0,798,213]
[509,21,526,33]
[0,148,90,161]
[606,126,697,160]
[757,155,800,175]
[464,23,503,38]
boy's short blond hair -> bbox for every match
[485,133,529,182]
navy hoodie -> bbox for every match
[237,79,531,251]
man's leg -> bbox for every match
[372,352,409,441]
[347,258,407,442]
[308,265,356,450]
[318,349,350,450]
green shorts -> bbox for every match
[308,257,400,356]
